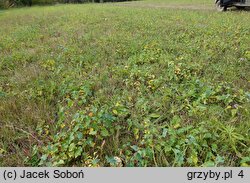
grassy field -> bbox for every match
[134,0,211,5]
[0,0,250,167]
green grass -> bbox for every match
[0,0,250,167]
[144,0,211,4]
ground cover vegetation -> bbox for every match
[0,0,249,166]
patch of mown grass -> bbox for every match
[0,1,249,166]
[145,0,211,5]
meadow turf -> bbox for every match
[0,0,250,166]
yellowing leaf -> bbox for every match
[192,155,198,165]
[89,128,97,135]
[240,163,249,167]
[173,123,181,129]
[113,109,118,115]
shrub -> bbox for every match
[0,0,32,8]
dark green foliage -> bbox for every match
[0,0,135,8]
[0,0,32,8]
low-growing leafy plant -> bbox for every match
[1,1,249,167]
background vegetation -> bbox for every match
[0,0,249,167]
[0,0,134,9]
